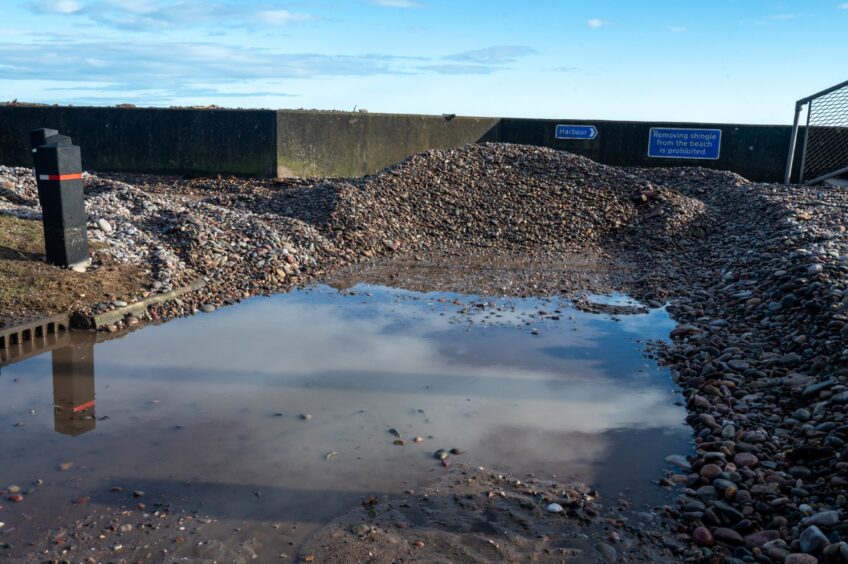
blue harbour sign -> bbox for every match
[555,124,598,140]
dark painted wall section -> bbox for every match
[276,110,500,177]
[0,106,805,182]
[0,106,277,176]
[491,118,805,183]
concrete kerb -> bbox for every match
[72,278,207,330]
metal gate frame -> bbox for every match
[784,78,848,185]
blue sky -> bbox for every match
[1,0,847,123]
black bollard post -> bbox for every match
[31,128,89,269]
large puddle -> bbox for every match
[0,284,689,560]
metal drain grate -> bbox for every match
[0,314,70,364]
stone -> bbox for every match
[546,503,564,513]
[665,454,692,472]
[352,523,370,536]
[713,527,744,545]
[597,542,617,562]
[784,554,819,564]
[734,452,758,468]
[97,218,113,233]
[200,304,216,313]
[801,511,839,528]
[744,529,780,549]
[799,525,829,554]
[700,463,723,480]
[692,526,714,547]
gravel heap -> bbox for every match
[631,168,848,563]
[0,166,340,327]
[327,143,706,258]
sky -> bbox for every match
[1,0,847,124]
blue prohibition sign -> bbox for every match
[648,128,722,160]
[555,124,598,140]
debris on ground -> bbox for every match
[298,465,674,562]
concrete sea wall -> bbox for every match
[0,106,278,177]
[0,105,803,182]
[276,110,499,177]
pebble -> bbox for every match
[200,304,216,313]
[692,526,714,547]
[799,525,829,553]
[733,452,758,468]
[97,218,113,233]
[785,555,819,564]
[801,510,839,528]
[299,413,312,421]
[665,454,691,472]
[597,542,617,562]
[546,503,564,513]
[712,527,743,545]
[351,523,370,536]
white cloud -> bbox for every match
[23,0,315,30]
[372,0,424,7]
[0,39,534,97]
[446,45,536,65]
[103,0,157,14]
[587,18,608,28]
[668,25,687,32]
[839,2,848,8]
[741,13,799,25]
[258,10,312,26]
[27,0,84,14]
[766,13,797,20]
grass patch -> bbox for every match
[0,215,149,325]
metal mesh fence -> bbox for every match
[801,81,848,183]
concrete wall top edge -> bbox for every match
[2,105,789,127]
[0,104,277,115]
[497,116,792,129]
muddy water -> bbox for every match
[0,284,689,561]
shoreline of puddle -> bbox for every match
[0,283,692,561]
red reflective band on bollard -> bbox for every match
[38,173,83,181]
[73,400,95,413]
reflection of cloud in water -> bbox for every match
[94,289,682,435]
[613,308,676,338]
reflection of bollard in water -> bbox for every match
[52,339,96,436]
[30,128,89,269]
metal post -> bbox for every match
[798,101,813,184]
[784,101,803,185]
[31,128,90,268]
